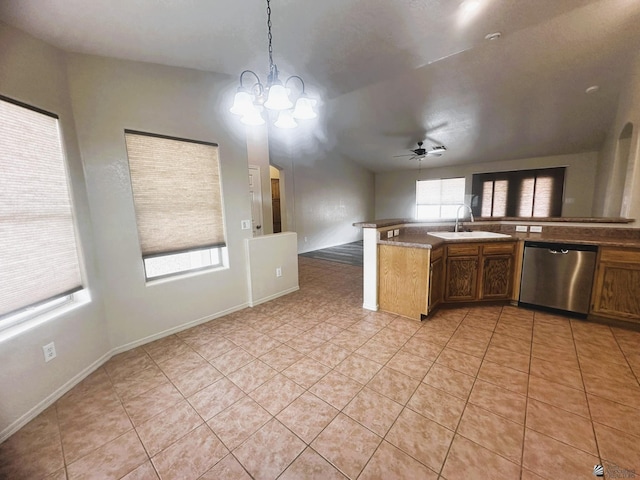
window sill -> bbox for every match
[145,264,230,287]
[0,290,92,343]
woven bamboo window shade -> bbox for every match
[124,131,225,257]
[0,96,82,317]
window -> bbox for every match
[471,167,565,218]
[416,177,466,219]
[124,130,226,280]
[0,95,83,324]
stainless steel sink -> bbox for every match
[428,231,511,239]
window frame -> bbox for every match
[415,177,466,220]
[123,129,228,281]
[471,167,565,218]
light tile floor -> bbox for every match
[1,256,640,479]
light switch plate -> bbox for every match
[394,229,400,236]
[515,225,528,232]
[530,225,543,233]
[241,220,251,230]
[387,230,393,238]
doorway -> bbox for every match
[248,165,263,236]
[270,165,283,233]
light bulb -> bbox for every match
[292,95,317,120]
[274,110,297,129]
[240,105,266,126]
[230,89,254,116]
[264,83,293,110]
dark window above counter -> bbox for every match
[471,167,565,218]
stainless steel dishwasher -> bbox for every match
[519,241,597,316]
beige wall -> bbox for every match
[0,23,109,437]
[269,129,375,253]
[246,126,274,234]
[65,53,253,349]
[375,151,598,219]
[0,21,375,438]
[593,52,640,221]
[245,233,299,305]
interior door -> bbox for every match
[248,166,263,236]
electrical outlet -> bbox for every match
[393,229,400,236]
[275,267,282,277]
[304,236,308,243]
[530,225,543,233]
[387,230,393,238]
[515,225,528,232]
[241,220,251,230]
[43,342,56,362]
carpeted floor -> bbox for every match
[299,241,363,267]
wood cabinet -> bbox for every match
[591,247,640,323]
[428,247,445,312]
[378,244,430,320]
[379,240,517,320]
[480,243,515,300]
[445,244,479,301]
[445,241,516,302]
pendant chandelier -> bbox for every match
[229,0,317,129]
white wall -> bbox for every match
[0,23,109,437]
[269,128,375,253]
[246,126,275,235]
[65,53,253,349]
[278,152,374,253]
[0,21,377,438]
[375,152,598,219]
[245,233,299,306]
[593,52,640,221]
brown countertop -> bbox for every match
[378,233,516,249]
[377,231,640,249]
[354,217,635,228]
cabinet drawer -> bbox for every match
[483,242,515,255]
[447,244,480,256]
[430,247,444,262]
[600,247,640,264]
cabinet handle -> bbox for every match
[548,249,569,254]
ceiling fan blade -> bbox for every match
[393,154,415,158]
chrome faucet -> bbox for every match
[455,204,474,232]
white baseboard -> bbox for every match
[0,302,250,443]
[109,302,250,356]
[249,286,299,307]
[0,351,111,443]
[362,302,379,311]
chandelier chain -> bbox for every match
[266,0,274,73]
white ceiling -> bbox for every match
[1,0,639,172]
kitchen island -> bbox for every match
[355,218,640,327]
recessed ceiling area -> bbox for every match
[1,0,639,172]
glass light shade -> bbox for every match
[274,110,297,129]
[264,83,293,110]
[292,95,317,119]
[230,90,254,116]
[240,106,266,126]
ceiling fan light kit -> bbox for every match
[394,141,447,161]
[230,0,317,128]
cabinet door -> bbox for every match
[379,245,429,320]
[445,256,478,301]
[429,254,444,311]
[481,254,513,299]
[591,248,640,322]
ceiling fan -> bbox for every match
[394,141,447,160]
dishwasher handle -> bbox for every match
[548,249,569,255]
